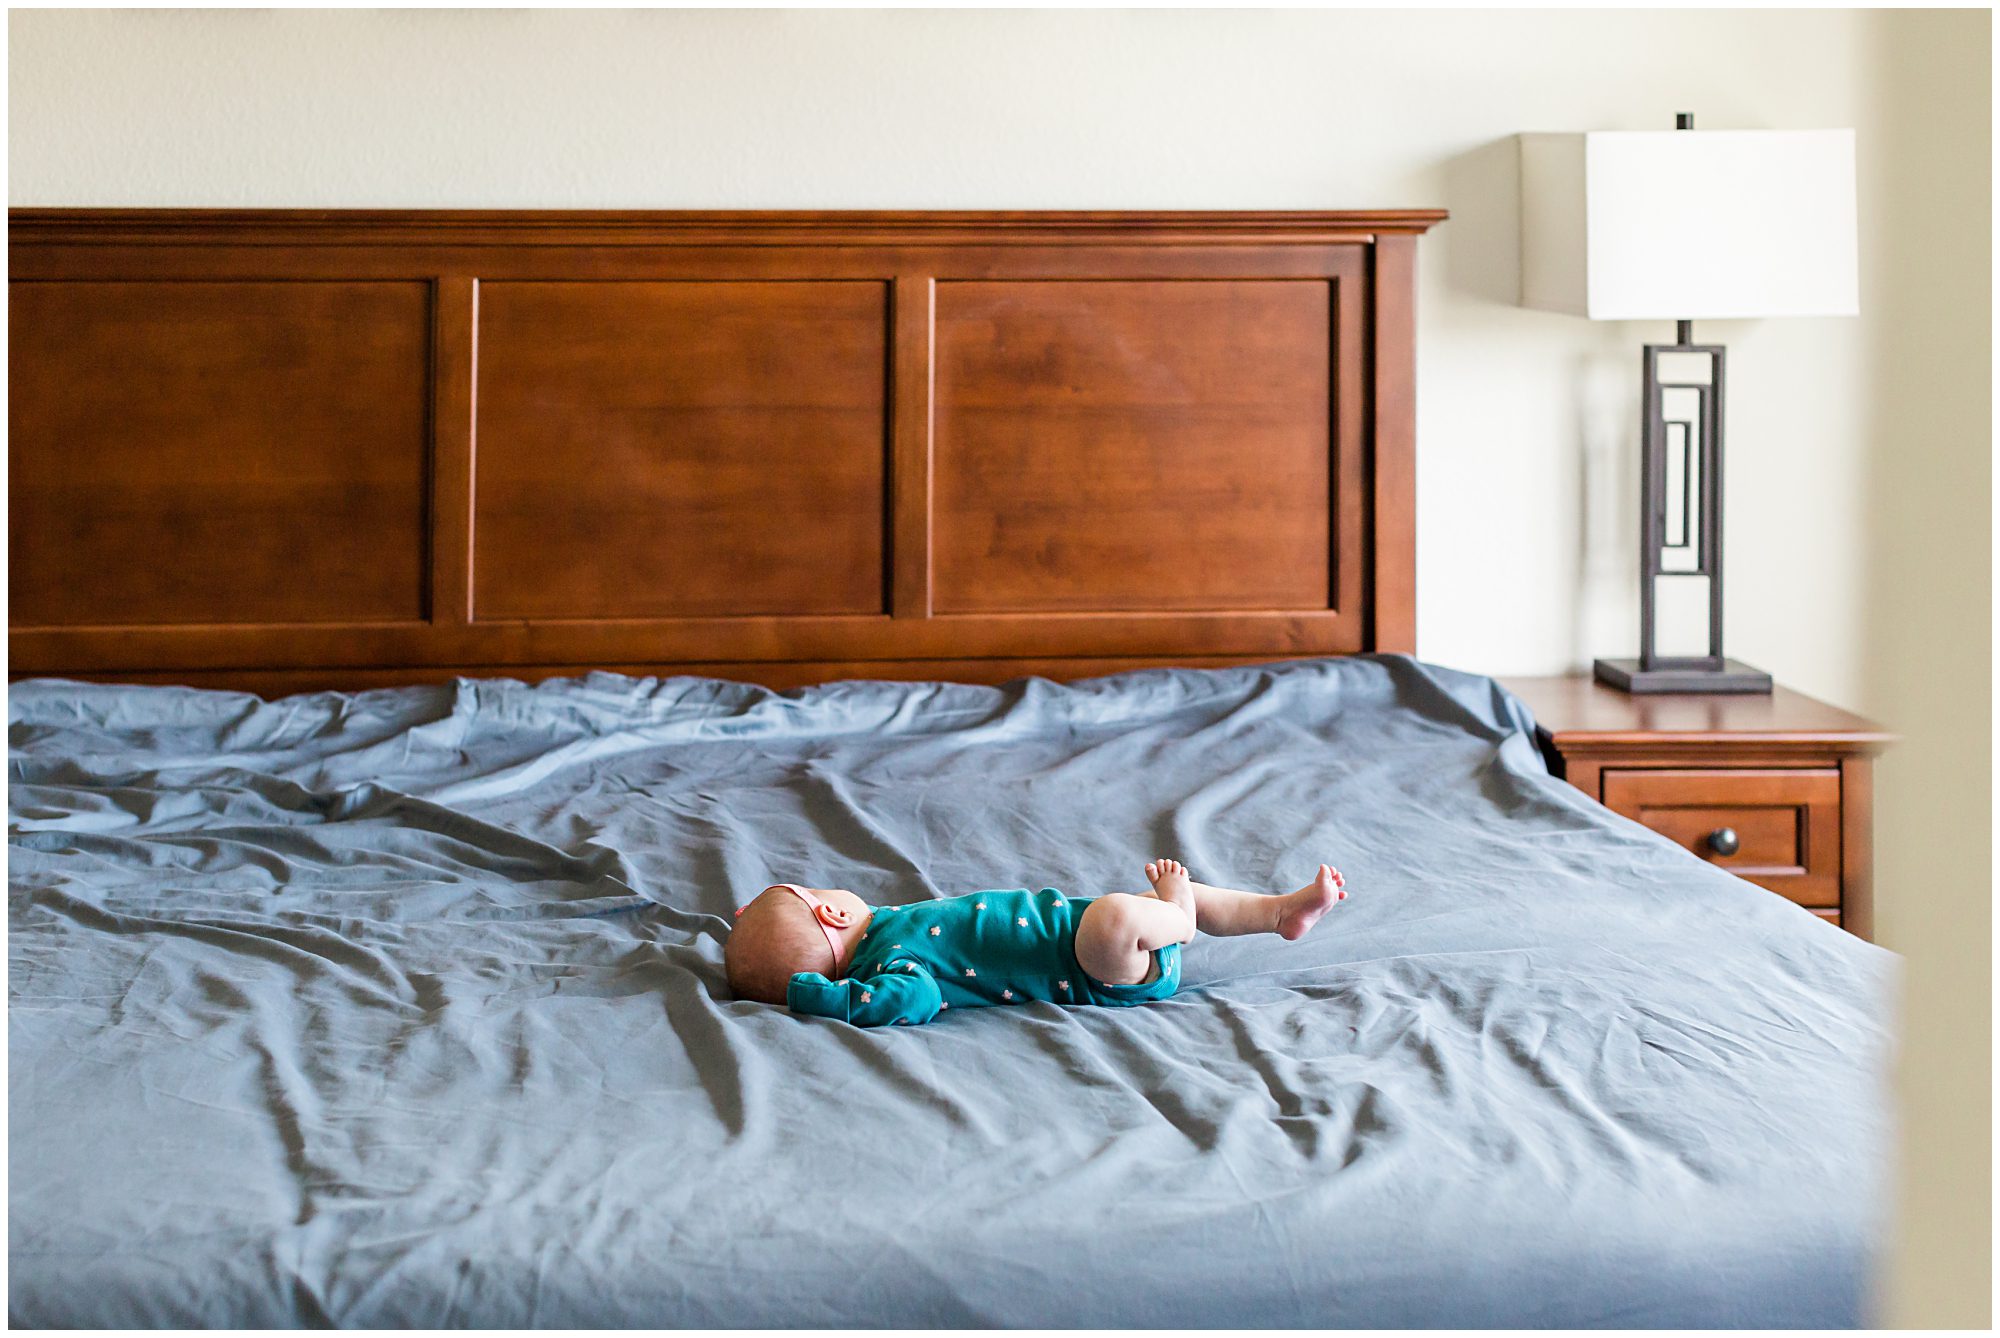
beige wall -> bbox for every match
[1863,8,1993,1329]
[8,8,1990,1322]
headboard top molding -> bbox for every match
[10,207,1444,693]
[10,208,1448,248]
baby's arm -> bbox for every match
[787,960,943,1027]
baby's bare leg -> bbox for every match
[1073,892,1194,986]
[1148,860,1347,940]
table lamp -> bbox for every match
[1517,114,1860,693]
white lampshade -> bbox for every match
[1518,128,1859,321]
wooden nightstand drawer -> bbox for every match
[1501,676,1889,940]
[1601,768,1841,907]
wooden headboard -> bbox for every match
[9,209,1444,693]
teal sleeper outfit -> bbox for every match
[786,888,1181,1027]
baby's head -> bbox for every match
[724,883,869,1003]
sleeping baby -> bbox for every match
[724,858,1346,1026]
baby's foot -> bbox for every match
[1145,858,1198,931]
[1146,857,1193,898]
[1277,864,1347,941]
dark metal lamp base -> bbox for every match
[1593,657,1774,695]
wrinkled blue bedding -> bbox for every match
[8,655,1893,1326]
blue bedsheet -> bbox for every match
[8,656,1894,1326]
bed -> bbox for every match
[8,210,1894,1327]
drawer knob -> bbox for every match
[1707,827,1741,857]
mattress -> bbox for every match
[8,655,1895,1326]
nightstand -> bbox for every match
[1500,675,1893,940]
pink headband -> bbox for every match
[736,883,853,972]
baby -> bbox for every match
[725,858,1347,1027]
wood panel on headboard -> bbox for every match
[9,209,1444,691]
